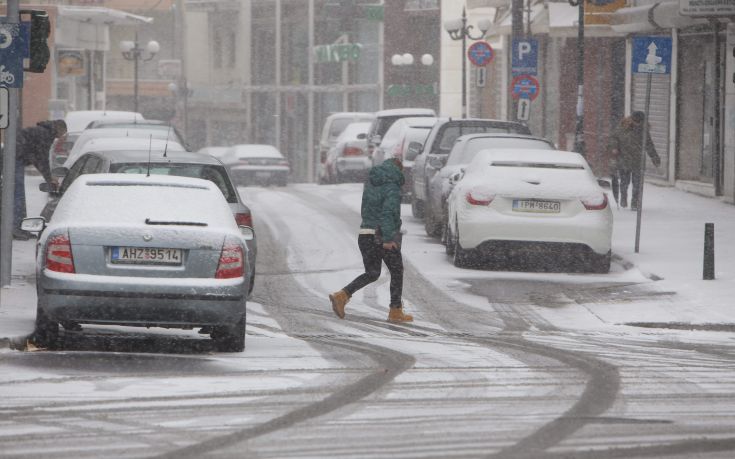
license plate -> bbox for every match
[255,171,271,178]
[512,199,561,213]
[111,247,183,265]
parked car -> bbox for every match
[50,110,145,168]
[41,150,258,296]
[85,119,188,149]
[318,111,375,164]
[320,121,372,184]
[198,146,231,161]
[365,108,436,159]
[371,116,437,166]
[62,137,186,168]
[425,134,556,242]
[64,128,186,167]
[23,173,253,352]
[411,118,532,226]
[372,117,436,201]
[445,149,612,272]
[223,144,290,187]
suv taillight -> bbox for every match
[235,212,253,227]
[465,191,494,206]
[343,146,363,156]
[581,194,608,210]
[46,233,75,273]
[215,241,244,279]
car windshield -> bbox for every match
[447,138,554,166]
[110,163,237,203]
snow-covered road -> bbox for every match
[2,182,735,458]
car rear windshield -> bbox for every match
[447,138,554,166]
[438,125,529,153]
[110,163,238,203]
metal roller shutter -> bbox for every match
[631,72,670,180]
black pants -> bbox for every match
[344,234,403,308]
[618,167,642,208]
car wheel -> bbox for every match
[212,315,246,352]
[411,198,424,219]
[444,220,455,256]
[453,228,473,268]
[588,251,611,274]
[424,203,442,238]
[247,270,256,297]
[33,304,59,348]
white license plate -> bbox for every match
[512,199,561,213]
[111,247,183,265]
[255,171,271,178]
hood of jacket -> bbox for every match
[369,158,405,187]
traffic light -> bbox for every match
[27,10,50,73]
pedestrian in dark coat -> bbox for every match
[608,111,661,210]
[329,156,414,323]
[12,120,67,239]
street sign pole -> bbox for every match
[1,0,21,289]
[634,72,652,253]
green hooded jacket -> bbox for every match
[359,159,405,242]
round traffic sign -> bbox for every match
[467,41,494,67]
[510,74,540,101]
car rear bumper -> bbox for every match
[39,271,246,326]
[229,167,288,183]
[457,209,612,255]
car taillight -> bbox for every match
[465,191,494,206]
[277,160,290,167]
[581,193,608,210]
[239,159,250,164]
[343,146,363,156]
[235,212,253,227]
[215,241,244,279]
[46,233,75,273]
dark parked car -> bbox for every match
[41,150,258,296]
[410,118,532,235]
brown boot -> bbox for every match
[387,306,413,323]
[329,289,350,319]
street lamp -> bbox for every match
[120,35,160,114]
[389,53,435,106]
[444,7,491,118]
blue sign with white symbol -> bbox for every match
[0,22,25,88]
[512,38,538,76]
[467,41,494,67]
[632,37,672,74]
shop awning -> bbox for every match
[490,3,619,38]
[57,6,153,25]
[55,6,153,51]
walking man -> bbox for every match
[13,120,67,239]
[608,111,661,210]
[329,156,413,323]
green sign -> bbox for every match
[365,4,384,21]
[314,43,362,64]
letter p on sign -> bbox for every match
[517,42,531,60]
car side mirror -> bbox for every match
[597,178,611,189]
[428,155,446,169]
[370,134,382,145]
[450,169,465,184]
[357,133,367,140]
[405,142,423,161]
[21,217,46,233]
[239,225,255,241]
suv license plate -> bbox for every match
[111,247,183,265]
[512,199,561,213]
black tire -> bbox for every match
[247,270,256,297]
[411,198,425,219]
[212,315,246,352]
[452,228,473,268]
[444,220,455,256]
[588,251,611,274]
[33,304,59,348]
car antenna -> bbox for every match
[147,134,153,177]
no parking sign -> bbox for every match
[510,74,540,101]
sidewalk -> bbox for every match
[2,177,735,349]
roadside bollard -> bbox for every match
[703,223,715,280]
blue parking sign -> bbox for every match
[632,37,672,74]
[0,23,24,88]
[512,38,538,76]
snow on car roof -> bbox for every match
[64,137,186,168]
[230,144,284,158]
[52,174,236,229]
[374,108,436,117]
[64,110,144,133]
[470,148,586,168]
[337,122,372,140]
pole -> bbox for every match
[573,0,585,155]
[634,72,652,253]
[307,0,315,182]
[511,0,524,121]
[712,20,722,196]
[1,0,20,288]
[133,32,139,114]
[461,8,467,119]
[703,222,715,280]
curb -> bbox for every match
[612,252,663,281]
